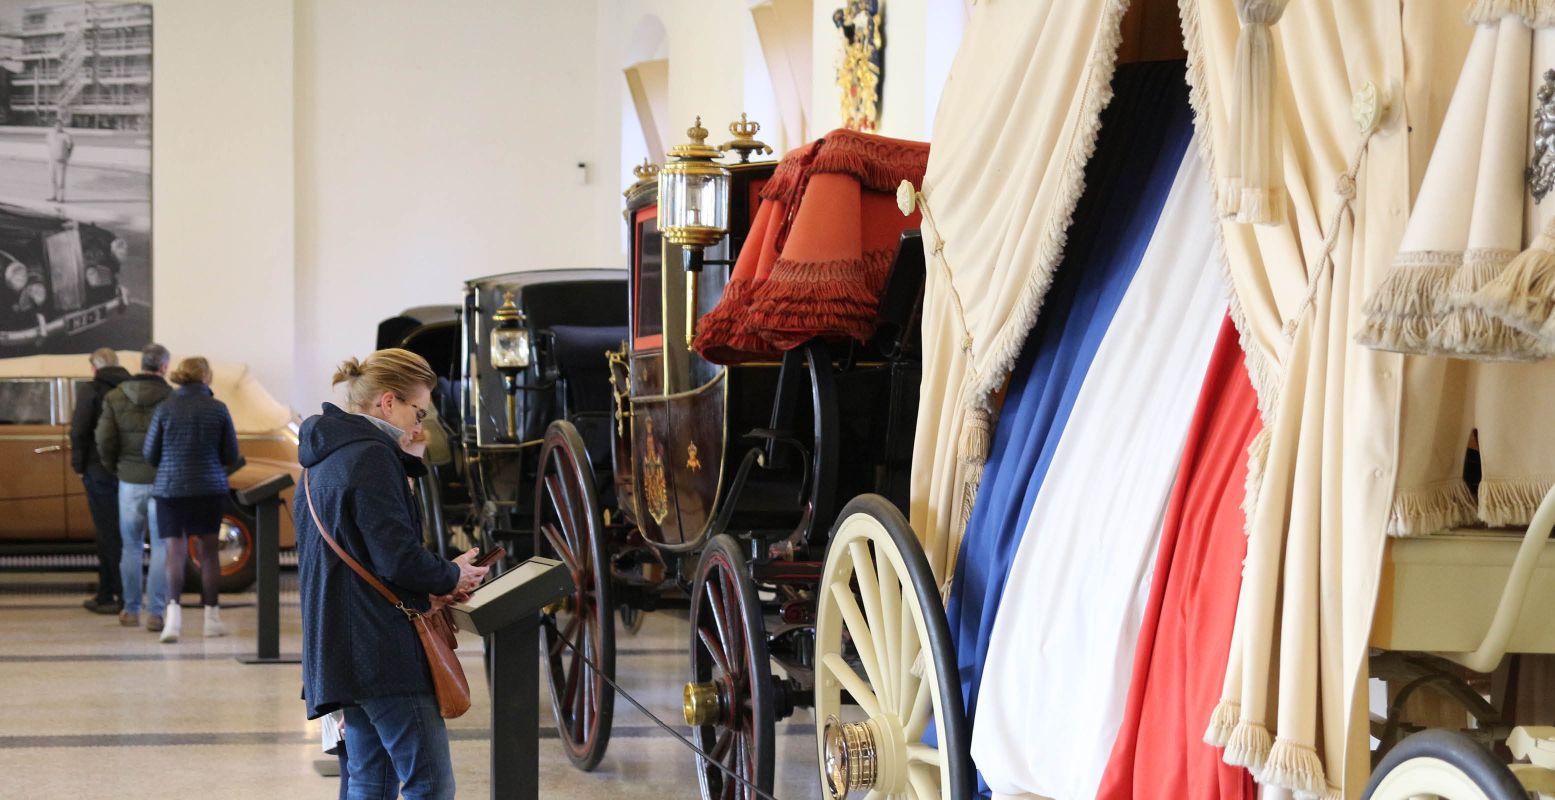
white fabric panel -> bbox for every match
[971,147,1225,800]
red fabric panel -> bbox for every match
[1096,315,1258,800]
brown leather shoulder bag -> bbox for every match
[303,470,471,719]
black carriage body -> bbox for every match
[460,269,628,544]
[616,165,923,561]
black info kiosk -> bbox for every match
[450,556,572,800]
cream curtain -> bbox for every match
[1187,3,1476,797]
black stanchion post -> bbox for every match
[236,473,299,665]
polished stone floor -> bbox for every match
[0,571,824,799]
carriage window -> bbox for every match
[0,379,53,425]
[635,210,663,342]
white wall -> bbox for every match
[292,0,614,411]
[149,0,295,407]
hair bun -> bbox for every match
[331,357,364,386]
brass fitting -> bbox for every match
[822,715,878,798]
[683,681,721,727]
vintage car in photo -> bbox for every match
[0,202,131,346]
[0,352,300,591]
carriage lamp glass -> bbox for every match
[490,292,530,370]
[659,116,730,254]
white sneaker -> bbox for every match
[159,603,181,643]
[203,605,228,638]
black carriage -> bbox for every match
[530,120,973,800]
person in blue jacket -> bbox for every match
[295,348,487,800]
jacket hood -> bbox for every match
[120,374,171,407]
[298,403,426,477]
[94,365,130,388]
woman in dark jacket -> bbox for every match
[143,356,241,642]
[296,348,486,800]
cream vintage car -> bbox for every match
[0,352,300,591]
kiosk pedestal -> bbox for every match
[234,473,297,665]
[449,557,572,800]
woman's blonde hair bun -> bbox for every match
[332,349,436,412]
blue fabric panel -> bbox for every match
[931,62,1194,788]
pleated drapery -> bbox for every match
[1097,316,1261,800]
[974,133,1225,800]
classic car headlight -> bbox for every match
[84,265,113,288]
[4,260,25,293]
[110,237,129,262]
[24,282,46,307]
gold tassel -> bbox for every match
[1204,701,1241,747]
[1223,720,1273,773]
[1262,739,1328,797]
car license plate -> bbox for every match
[63,306,105,333]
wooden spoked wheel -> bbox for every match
[814,495,973,800]
[535,420,616,771]
[1363,729,1528,800]
[687,534,775,800]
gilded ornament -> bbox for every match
[833,0,885,133]
[1529,69,1555,204]
[686,442,702,472]
[642,418,669,524]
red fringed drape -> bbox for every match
[1097,315,1259,800]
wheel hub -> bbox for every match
[822,716,879,798]
[683,681,723,727]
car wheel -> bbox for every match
[182,497,257,594]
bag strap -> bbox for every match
[303,470,418,618]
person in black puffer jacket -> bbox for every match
[143,356,242,643]
[70,347,131,613]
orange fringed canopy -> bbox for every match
[695,129,928,364]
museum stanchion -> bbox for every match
[235,473,299,665]
[449,556,572,800]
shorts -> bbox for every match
[154,494,226,539]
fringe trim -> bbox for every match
[1242,427,1272,537]
[808,129,931,194]
[955,406,994,536]
[958,0,1130,409]
[1430,249,1551,361]
[1387,480,1478,537]
[1355,253,1461,355]
[1318,788,1344,800]
[1479,476,1555,527]
[1218,177,1244,219]
[1470,229,1555,347]
[1182,0,1282,422]
[694,277,781,364]
[1465,0,1555,27]
[1223,720,1273,773]
[745,248,897,349]
[1235,186,1284,226]
[1262,738,1329,797]
[1204,701,1241,747]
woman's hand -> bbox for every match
[452,547,489,596]
[399,427,428,459]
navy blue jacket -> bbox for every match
[296,404,459,719]
[143,383,241,498]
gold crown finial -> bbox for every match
[687,117,708,145]
[632,158,660,182]
[721,112,774,164]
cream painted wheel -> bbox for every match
[1365,730,1526,800]
[814,495,972,800]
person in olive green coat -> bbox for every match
[95,344,173,629]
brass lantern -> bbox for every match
[659,117,731,257]
[490,291,529,440]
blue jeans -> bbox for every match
[342,693,454,800]
[117,482,167,616]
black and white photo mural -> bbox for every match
[0,0,150,357]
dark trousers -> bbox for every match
[81,471,121,603]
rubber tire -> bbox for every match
[1363,729,1526,800]
[689,533,775,800]
[535,420,616,772]
[181,497,257,595]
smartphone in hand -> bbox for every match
[472,546,506,570]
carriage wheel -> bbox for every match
[686,534,776,800]
[1363,729,1528,800]
[814,495,973,800]
[535,420,616,771]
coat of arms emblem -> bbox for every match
[641,417,669,525]
[834,0,884,133]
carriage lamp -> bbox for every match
[490,291,529,440]
[660,117,731,346]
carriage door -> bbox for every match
[0,378,68,540]
[629,206,687,545]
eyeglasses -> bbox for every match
[396,396,429,424]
